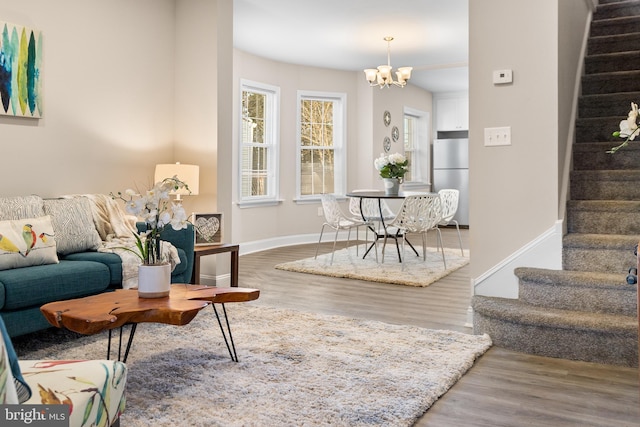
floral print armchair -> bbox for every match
[0,317,127,427]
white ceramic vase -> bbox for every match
[383,178,400,195]
[137,263,171,298]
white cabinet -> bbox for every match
[436,97,469,131]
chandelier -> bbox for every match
[364,37,413,89]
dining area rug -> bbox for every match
[14,304,491,426]
[275,245,469,287]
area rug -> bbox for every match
[14,304,491,427]
[275,245,469,287]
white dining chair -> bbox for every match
[382,194,445,268]
[316,194,376,264]
[437,189,464,256]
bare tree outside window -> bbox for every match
[300,99,335,195]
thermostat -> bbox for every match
[493,69,513,84]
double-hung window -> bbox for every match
[239,80,280,206]
[296,91,346,199]
[404,113,418,182]
[403,107,429,184]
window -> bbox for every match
[297,91,346,199]
[239,80,280,205]
[403,107,429,184]
[404,114,418,182]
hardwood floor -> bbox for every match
[238,228,640,427]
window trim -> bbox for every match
[237,79,281,207]
[295,90,347,201]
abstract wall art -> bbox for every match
[0,21,43,118]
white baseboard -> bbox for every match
[199,273,231,287]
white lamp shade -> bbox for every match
[377,65,392,81]
[154,163,200,196]
[398,66,413,80]
[364,69,378,83]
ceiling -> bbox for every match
[233,0,469,94]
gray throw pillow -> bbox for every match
[0,195,44,220]
[43,197,102,255]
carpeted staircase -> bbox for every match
[472,0,639,367]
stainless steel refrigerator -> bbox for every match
[433,138,469,226]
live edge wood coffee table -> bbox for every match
[40,284,260,363]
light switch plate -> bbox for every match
[484,126,511,146]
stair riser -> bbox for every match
[579,92,640,119]
[588,33,640,56]
[575,117,627,143]
[585,53,640,74]
[473,314,638,366]
[567,209,640,234]
[591,16,640,37]
[572,148,640,170]
[519,282,637,316]
[563,247,637,273]
[594,2,640,21]
[570,183,640,200]
[582,72,640,95]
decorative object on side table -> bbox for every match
[111,176,191,298]
[192,213,223,246]
[374,152,409,195]
[608,102,640,153]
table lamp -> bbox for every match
[154,162,200,201]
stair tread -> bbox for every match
[563,232,640,247]
[567,200,640,210]
[472,295,637,332]
[514,266,630,288]
[586,49,640,58]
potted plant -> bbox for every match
[112,176,190,298]
[374,152,409,195]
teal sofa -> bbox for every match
[0,195,194,338]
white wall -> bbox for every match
[469,0,591,298]
[0,0,176,197]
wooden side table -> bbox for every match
[191,243,240,287]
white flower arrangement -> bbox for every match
[111,177,190,265]
[374,152,409,179]
[608,102,640,153]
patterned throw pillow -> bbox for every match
[43,198,102,255]
[0,216,58,271]
[0,196,44,220]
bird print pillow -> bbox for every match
[0,216,58,270]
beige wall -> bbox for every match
[0,0,176,197]
[232,50,433,251]
[469,0,591,297]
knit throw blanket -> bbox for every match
[65,194,181,289]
